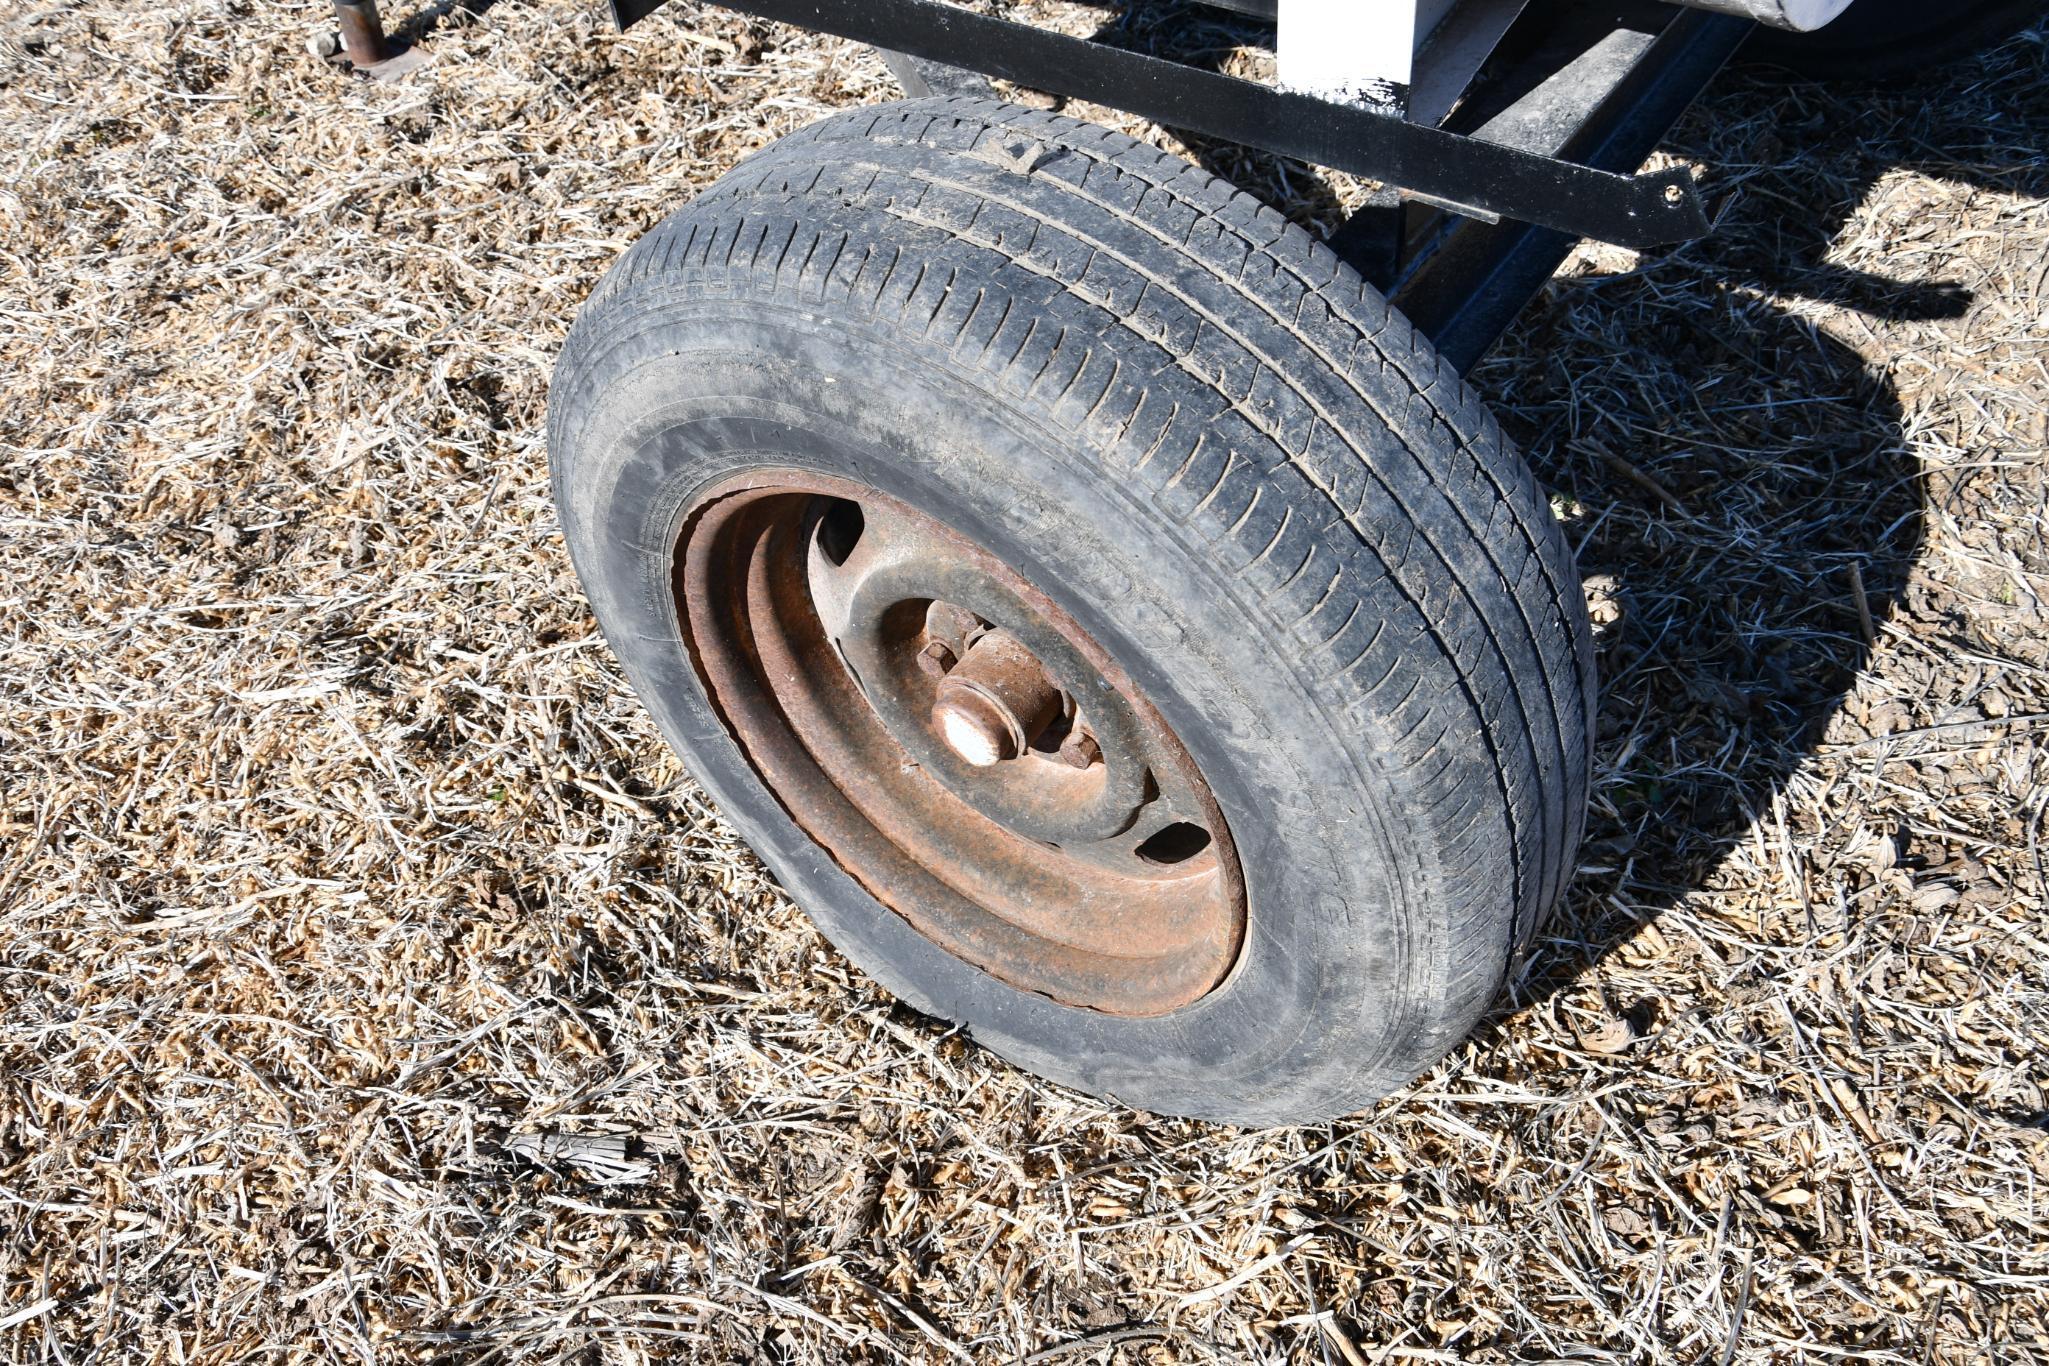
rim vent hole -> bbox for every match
[815,498,865,566]
[1135,822,1212,866]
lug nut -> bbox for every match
[1057,728,1100,769]
[923,600,980,650]
[915,638,957,678]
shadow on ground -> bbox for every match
[1459,45,2049,1025]
[1052,4,2047,1037]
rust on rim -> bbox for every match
[674,470,1245,1016]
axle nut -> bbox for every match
[930,629,1060,767]
[936,690,1020,766]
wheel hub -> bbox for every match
[674,471,1245,1016]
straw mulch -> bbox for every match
[2,0,2044,1359]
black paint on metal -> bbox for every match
[877,48,994,100]
[1390,4,1749,369]
[611,0,1713,251]
[1407,0,1533,128]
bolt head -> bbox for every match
[923,600,980,651]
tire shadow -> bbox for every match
[1482,269,1921,1018]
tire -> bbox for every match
[547,97,1595,1125]
[1741,0,2044,80]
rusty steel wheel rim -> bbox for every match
[675,471,1246,1016]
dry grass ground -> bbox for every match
[1,0,2045,1360]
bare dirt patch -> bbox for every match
[1,1,2044,1359]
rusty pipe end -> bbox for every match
[933,689,1018,767]
[333,0,388,67]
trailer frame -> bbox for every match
[604,0,1752,363]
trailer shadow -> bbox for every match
[1446,46,2049,1043]
[1692,55,2049,326]
[390,0,506,46]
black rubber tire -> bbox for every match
[1741,0,2044,80]
[547,98,1595,1125]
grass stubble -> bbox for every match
[0,0,2044,1359]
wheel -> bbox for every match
[547,98,1595,1125]
[1742,0,2044,80]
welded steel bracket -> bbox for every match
[610,0,1713,251]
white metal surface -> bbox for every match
[1276,0,1462,113]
